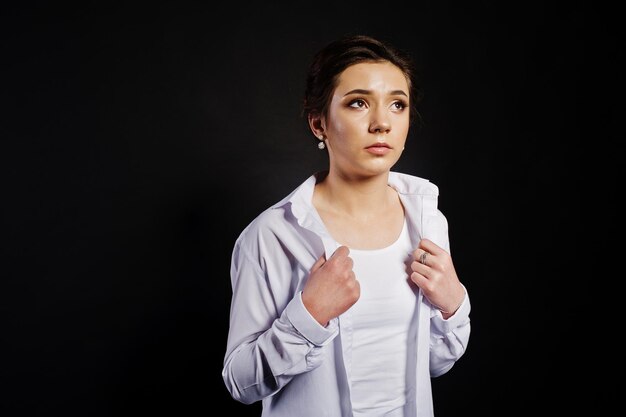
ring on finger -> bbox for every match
[419,251,429,265]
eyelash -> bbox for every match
[348,98,407,111]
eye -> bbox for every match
[391,100,407,111]
[348,99,367,109]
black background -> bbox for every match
[1,2,622,416]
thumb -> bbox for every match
[310,253,326,273]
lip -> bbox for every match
[365,142,392,155]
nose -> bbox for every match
[368,107,391,134]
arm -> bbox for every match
[411,192,471,376]
[221,244,339,404]
[410,222,471,377]
[429,287,471,377]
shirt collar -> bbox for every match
[271,170,438,225]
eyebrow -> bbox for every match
[343,89,408,97]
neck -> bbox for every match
[315,170,394,219]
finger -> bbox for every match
[411,258,433,283]
[412,248,432,267]
[328,246,352,268]
[418,238,446,256]
[410,271,430,290]
[332,245,350,258]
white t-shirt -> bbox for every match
[347,220,418,417]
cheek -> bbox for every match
[400,124,410,138]
[330,115,366,136]
[397,119,410,138]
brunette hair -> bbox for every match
[303,34,423,126]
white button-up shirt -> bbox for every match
[222,171,471,417]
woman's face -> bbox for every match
[323,61,410,178]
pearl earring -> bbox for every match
[317,135,325,150]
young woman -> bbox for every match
[222,34,471,417]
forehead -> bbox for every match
[335,61,409,93]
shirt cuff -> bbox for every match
[284,291,339,346]
[432,285,471,333]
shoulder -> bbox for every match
[236,204,291,247]
[229,205,293,273]
[235,174,317,244]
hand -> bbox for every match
[302,246,360,326]
[410,239,465,318]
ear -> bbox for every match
[308,113,325,139]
